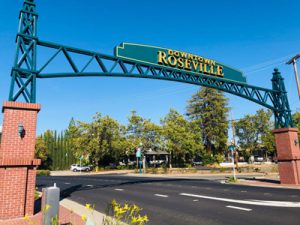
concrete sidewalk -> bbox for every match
[50,170,132,176]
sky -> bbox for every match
[0,0,300,137]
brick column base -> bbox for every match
[0,102,41,219]
[273,128,300,185]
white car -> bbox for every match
[70,164,90,172]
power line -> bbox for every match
[242,53,296,72]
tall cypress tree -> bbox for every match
[187,87,229,154]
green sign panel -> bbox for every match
[115,43,246,83]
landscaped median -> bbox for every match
[45,162,279,177]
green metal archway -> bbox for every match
[9,0,293,128]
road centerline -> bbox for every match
[226,205,252,211]
[154,194,169,198]
[114,188,124,191]
[179,193,300,207]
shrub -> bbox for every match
[147,168,158,174]
[219,167,227,172]
[116,165,127,170]
[202,154,215,165]
[36,170,50,176]
[214,154,225,164]
[34,187,40,200]
[226,176,238,183]
[103,200,149,225]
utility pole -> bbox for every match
[287,54,300,99]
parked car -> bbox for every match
[149,160,165,165]
[70,164,90,172]
[255,157,264,162]
[192,160,203,166]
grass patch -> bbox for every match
[36,170,50,176]
[226,176,238,183]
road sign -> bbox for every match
[228,145,235,151]
[136,148,141,158]
[115,42,247,83]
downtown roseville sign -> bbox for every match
[115,42,247,83]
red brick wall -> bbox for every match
[25,168,37,215]
[0,167,27,219]
[0,102,41,219]
[273,128,300,185]
[0,102,40,160]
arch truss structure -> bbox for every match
[9,0,293,128]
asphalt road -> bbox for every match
[37,175,300,225]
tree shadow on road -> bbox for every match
[56,177,198,200]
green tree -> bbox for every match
[161,109,203,167]
[187,87,229,154]
[126,111,162,152]
[126,110,144,151]
[235,109,274,160]
[142,119,162,150]
[76,113,125,166]
[35,136,51,169]
[292,112,300,139]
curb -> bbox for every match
[225,179,300,190]
[60,198,105,224]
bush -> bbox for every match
[226,176,238,183]
[202,154,215,165]
[116,165,128,170]
[147,168,158,174]
[34,187,40,200]
[214,154,225,164]
[36,170,50,176]
[219,167,227,172]
[103,200,149,225]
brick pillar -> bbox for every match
[0,101,41,219]
[273,128,300,185]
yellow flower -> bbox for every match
[111,199,117,207]
[142,215,149,223]
[86,203,91,210]
[81,214,87,222]
[43,204,51,213]
[124,203,129,210]
[23,214,30,221]
[119,208,127,214]
[114,205,120,213]
[131,216,138,223]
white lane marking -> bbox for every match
[86,185,94,187]
[193,199,199,202]
[226,205,252,211]
[114,189,124,191]
[64,182,71,185]
[241,191,247,193]
[179,193,300,208]
[154,194,168,198]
